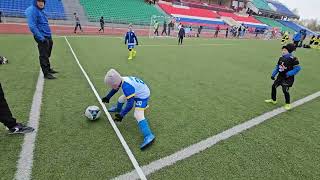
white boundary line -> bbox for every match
[64,37,147,180]
[115,91,320,180]
[15,70,44,180]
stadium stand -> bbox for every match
[249,0,273,11]
[79,0,165,25]
[266,0,297,18]
[218,12,267,28]
[278,20,317,35]
[0,0,65,19]
[174,0,234,12]
[158,3,227,28]
[255,16,294,33]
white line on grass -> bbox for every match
[64,37,147,180]
[139,43,233,47]
[15,70,44,180]
[115,91,320,180]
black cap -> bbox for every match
[282,43,296,53]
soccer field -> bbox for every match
[0,35,320,179]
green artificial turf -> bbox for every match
[66,37,320,169]
[0,35,40,180]
[150,99,320,180]
[1,35,319,179]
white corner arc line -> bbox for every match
[115,91,320,180]
[15,70,44,180]
[64,37,147,180]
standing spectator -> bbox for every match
[237,26,242,38]
[242,26,246,37]
[161,21,167,36]
[178,22,182,30]
[74,13,83,33]
[99,16,105,33]
[225,27,229,38]
[168,20,174,36]
[197,26,203,37]
[188,26,192,37]
[293,31,302,47]
[214,25,220,38]
[0,11,2,23]
[0,83,34,134]
[26,0,58,79]
[154,21,159,36]
[178,25,185,45]
[299,29,307,47]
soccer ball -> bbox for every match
[0,56,8,64]
[85,106,101,121]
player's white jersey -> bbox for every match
[122,76,150,99]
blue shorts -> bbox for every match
[128,45,134,49]
[134,97,149,110]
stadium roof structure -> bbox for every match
[247,0,299,19]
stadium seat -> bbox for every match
[278,20,317,35]
[218,12,267,28]
[177,0,234,12]
[249,0,273,11]
[255,16,294,33]
[158,3,227,28]
[79,0,165,25]
[0,0,66,20]
[267,0,297,18]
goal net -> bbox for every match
[148,15,178,38]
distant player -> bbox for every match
[214,25,220,38]
[265,43,301,110]
[99,16,105,33]
[74,13,83,33]
[101,69,155,150]
[154,21,159,36]
[292,31,302,47]
[178,25,185,45]
[161,21,167,36]
[281,31,289,45]
[311,35,320,49]
[124,24,138,60]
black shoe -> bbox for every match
[44,73,56,79]
[9,123,34,134]
[49,69,58,74]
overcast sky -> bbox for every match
[277,0,320,19]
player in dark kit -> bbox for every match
[99,16,105,33]
[178,25,185,45]
[265,43,301,110]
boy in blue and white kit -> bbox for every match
[102,69,155,150]
[125,24,139,60]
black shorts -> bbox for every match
[274,77,294,87]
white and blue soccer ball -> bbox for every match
[85,106,101,121]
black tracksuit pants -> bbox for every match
[271,78,291,104]
[74,23,82,32]
[178,36,184,44]
[35,37,53,76]
[0,83,17,129]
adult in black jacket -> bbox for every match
[178,26,185,45]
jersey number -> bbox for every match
[129,77,145,84]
